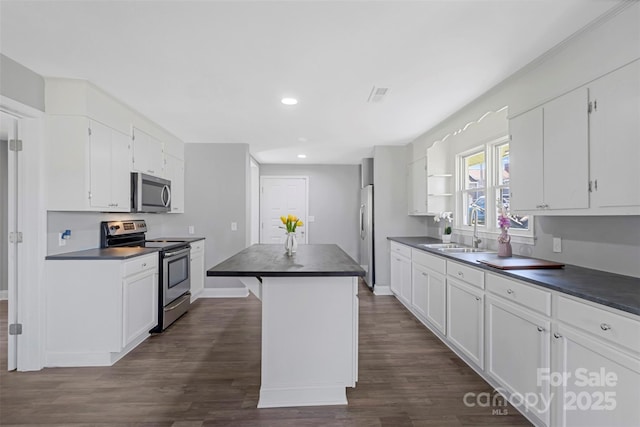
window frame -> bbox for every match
[454,135,535,244]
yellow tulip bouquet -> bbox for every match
[280,214,303,233]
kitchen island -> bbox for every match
[207,244,365,408]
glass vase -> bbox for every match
[284,232,298,256]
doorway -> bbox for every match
[1,112,18,370]
[259,176,308,244]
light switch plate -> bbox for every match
[553,237,562,253]
[231,222,238,231]
[188,225,195,235]
[58,233,66,246]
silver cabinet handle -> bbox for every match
[553,332,562,339]
[507,289,513,294]
[457,271,464,277]
[142,263,147,267]
[537,326,544,332]
[475,296,481,301]
[600,323,611,331]
[421,272,427,277]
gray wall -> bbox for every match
[260,164,361,261]
[162,143,251,289]
[0,54,45,112]
[0,140,7,293]
[373,145,428,288]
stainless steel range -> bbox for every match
[101,220,191,332]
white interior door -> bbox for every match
[1,112,18,371]
[260,177,308,244]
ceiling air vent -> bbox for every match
[367,86,389,103]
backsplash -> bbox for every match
[46,211,169,255]
[426,215,640,278]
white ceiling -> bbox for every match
[0,0,619,164]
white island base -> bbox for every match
[244,275,359,408]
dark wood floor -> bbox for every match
[0,283,530,426]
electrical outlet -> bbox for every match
[58,233,66,246]
[231,222,238,231]
[553,237,562,253]
[188,225,195,235]
[308,216,315,222]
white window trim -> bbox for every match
[454,135,535,245]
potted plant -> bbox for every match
[434,212,453,243]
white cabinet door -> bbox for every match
[486,295,551,425]
[589,60,640,209]
[412,263,429,319]
[408,157,427,215]
[132,127,164,177]
[447,278,484,368]
[122,269,158,348]
[426,270,446,335]
[390,253,411,305]
[190,242,205,301]
[110,128,132,211]
[552,323,640,427]
[510,107,544,212]
[88,120,113,209]
[543,87,590,210]
[164,154,185,213]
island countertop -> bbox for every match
[207,244,365,277]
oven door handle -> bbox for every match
[164,247,190,258]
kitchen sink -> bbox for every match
[419,243,461,249]
[438,247,494,253]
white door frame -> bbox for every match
[1,95,46,371]
[259,176,309,244]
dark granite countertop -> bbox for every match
[388,236,640,316]
[387,237,640,315]
[147,237,205,243]
[207,244,365,277]
[45,247,159,260]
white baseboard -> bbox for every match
[200,287,249,298]
[0,290,7,300]
[373,285,393,296]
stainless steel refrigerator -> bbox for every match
[360,184,374,289]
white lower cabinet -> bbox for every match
[447,278,484,368]
[486,295,551,426]
[390,244,412,305]
[190,239,205,301]
[45,253,158,367]
[551,296,640,427]
[123,265,158,348]
[411,262,446,335]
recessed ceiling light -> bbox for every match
[297,154,307,159]
[281,97,298,105]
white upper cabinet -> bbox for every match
[510,60,640,215]
[132,127,164,177]
[589,60,640,210]
[46,116,131,212]
[44,78,185,213]
[510,87,589,213]
[163,154,185,213]
[408,157,428,215]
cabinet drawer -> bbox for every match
[390,242,412,259]
[446,260,484,289]
[190,240,204,254]
[486,274,551,316]
[411,249,445,274]
[124,254,158,278]
[557,296,640,354]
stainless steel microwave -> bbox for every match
[131,173,171,213]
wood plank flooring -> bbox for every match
[0,283,530,426]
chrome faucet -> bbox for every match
[471,206,482,249]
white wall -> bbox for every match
[259,164,361,262]
[162,143,251,290]
[373,145,428,288]
[411,3,640,277]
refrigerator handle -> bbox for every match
[360,204,366,239]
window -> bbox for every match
[456,136,533,239]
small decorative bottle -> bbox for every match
[284,232,298,256]
[497,229,512,257]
